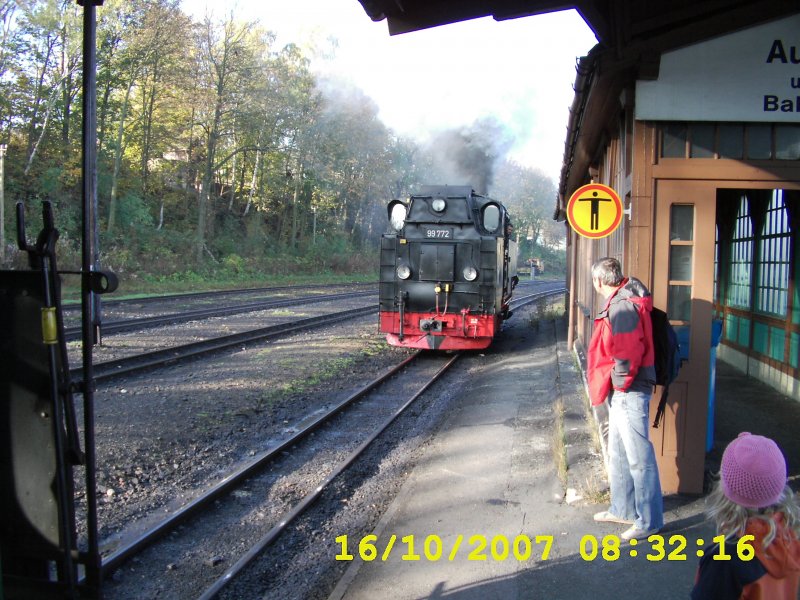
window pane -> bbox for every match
[756,190,790,316]
[670,205,694,241]
[669,245,693,281]
[668,284,692,321]
[746,124,771,159]
[728,196,753,309]
[775,125,800,160]
[662,123,687,158]
[718,124,744,159]
[690,124,715,158]
[770,327,785,361]
[738,317,751,347]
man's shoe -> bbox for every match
[593,511,633,525]
[620,526,661,541]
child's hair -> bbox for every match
[706,480,800,548]
[708,432,800,549]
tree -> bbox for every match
[15,0,81,181]
[100,0,193,234]
[191,13,259,262]
[490,159,561,260]
[309,76,393,248]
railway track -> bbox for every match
[509,284,567,311]
[62,282,374,313]
[71,305,377,383]
[63,290,374,341]
[98,351,459,599]
[70,282,563,384]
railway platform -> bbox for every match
[328,314,799,600]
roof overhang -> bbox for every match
[357,1,589,37]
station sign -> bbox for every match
[635,14,800,123]
[566,183,623,239]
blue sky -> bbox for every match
[181,0,598,181]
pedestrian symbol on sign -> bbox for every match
[566,184,623,239]
[579,191,612,231]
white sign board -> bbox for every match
[636,14,800,122]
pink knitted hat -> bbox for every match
[721,432,787,509]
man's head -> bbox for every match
[591,257,624,297]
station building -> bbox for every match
[558,8,800,494]
[359,1,799,494]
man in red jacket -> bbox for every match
[588,257,663,541]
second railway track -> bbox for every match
[74,305,377,383]
[64,289,376,341]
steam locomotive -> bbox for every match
[379,185,518,350]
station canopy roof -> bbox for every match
[356,0,794,47]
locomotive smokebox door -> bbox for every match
[419,244,455,281]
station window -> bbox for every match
[659,122,800,161]
[775,125,800,160]
[668,204,694,322]
[689,124,715,158]
[746,124,772,159]
[661,123,687,158]
[718,124,744,159]
[756,190,791,317]
[728,195,753,309]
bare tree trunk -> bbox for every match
[26,38,55,162]
[24,88,58,176]
[290,162,303,249]
[60,22,71,154]
[196,179,208,263]
[140,76,158,197]
[243,125,265,217]
[107,75,134,234]
[228,119,237,211]
[196,97,222,263]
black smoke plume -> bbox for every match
[427,116,515,195]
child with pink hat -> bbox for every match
[691,432,800,599]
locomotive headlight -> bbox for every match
[463,266,478,281]
[396,264,411,280]
[431,198,446,212]
[387,200,407,232]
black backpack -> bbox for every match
[651,306,682,428]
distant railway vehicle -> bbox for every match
[530,258,544,275]
[379,185,518,350]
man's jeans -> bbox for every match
[607,388,664,531]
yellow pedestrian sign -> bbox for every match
[566,183,623,239]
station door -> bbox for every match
[651,180,717,494]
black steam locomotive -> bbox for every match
[379,185,518,350]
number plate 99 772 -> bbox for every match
[423,227,452,239]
